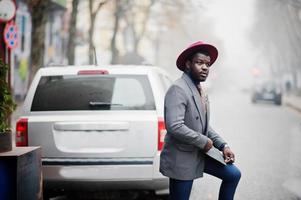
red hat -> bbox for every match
[176,41,218,71]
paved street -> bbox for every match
[190,89,301,200]
[11,89,301,200]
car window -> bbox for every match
[31,74,156,111]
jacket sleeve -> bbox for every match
[207,126,226,150]
[164,85,209,150]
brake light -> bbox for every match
[16,118,28,146]
[77,70,109,75]
[158,118,166,151]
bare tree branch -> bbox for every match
[88,0,109,64]
[67,0,79,65]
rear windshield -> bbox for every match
[31,74,156,111]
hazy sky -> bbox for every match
[203,0,257,87]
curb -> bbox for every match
[282,179,301,199]
[285,102,301,114]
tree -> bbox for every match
[108,0,219,67]
[67,0,79,65]
[124,0,156,55]
[88,0,108,64]
[111,0,157,64]
[26,0,50,85]
[110,0,123,64]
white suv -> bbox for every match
[15,65,172,198]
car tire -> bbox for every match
[156,194,169,200]
[275,99,282,105]
[136,191,169,200]
[274,95,282,105]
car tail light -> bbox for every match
[77,70,109,75]
[158,118,166,151]
[16,118,28,146]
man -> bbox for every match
[160,41,241,200]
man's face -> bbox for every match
[185,52,211,82]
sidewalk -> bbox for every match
[282,93,301,199]
[283,93,301,114]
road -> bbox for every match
[190,90,301,200]
[11,90,301,200]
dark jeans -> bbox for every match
[169,156,241,200]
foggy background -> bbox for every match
[5,0,301,199]
[9,0,301,96]
[70,0,301,91]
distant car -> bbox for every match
[251,81,282,105]
[15,65,173,199]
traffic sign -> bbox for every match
[0,0,16,22]
[4,21,18,49]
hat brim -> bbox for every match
[176,44,218,71]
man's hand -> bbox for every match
[203,138,213,152]
[223,147,235,163]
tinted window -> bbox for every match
[31,75,156,111]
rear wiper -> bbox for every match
[89,101,123,107]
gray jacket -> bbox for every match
[160,73,226,180]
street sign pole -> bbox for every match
[4,21,19,96]
[0,24,5,62]
[6,47,11,91]
[1,0,17,91]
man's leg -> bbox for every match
[169,178,194,200]
[204,156,241,200]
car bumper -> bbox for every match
[253,93,282,102]
[42,153,168,193]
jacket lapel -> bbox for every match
[182,73,206,129]
[204,94,210,133]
